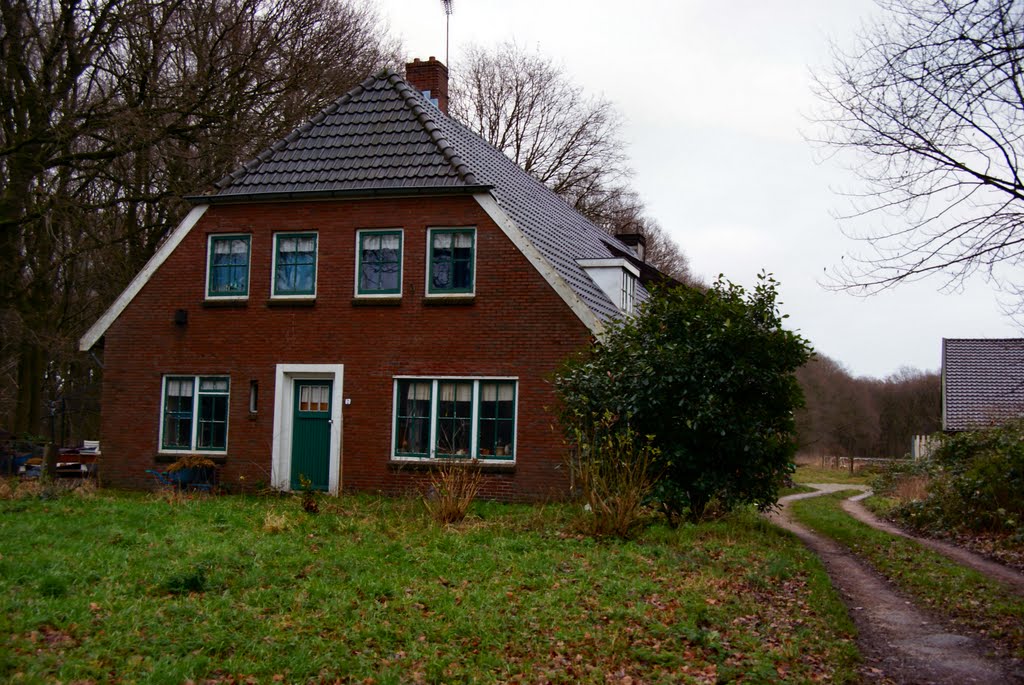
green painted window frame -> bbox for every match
[273,232,318,297]
[391,378,516,461]
[357,229,403,296]
[160,375,230,453]
[394,379,432,457]
[206,234,251,298]
[476,381,516,459]
[435,381,473,457]
[427,228,475,295]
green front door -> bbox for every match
[291,380,332,491]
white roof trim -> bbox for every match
[576,258,641,278]
[474,193,604,336]
[79,205,210,351]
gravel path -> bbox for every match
[771,485,1024,684]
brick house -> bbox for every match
[79,58,662,500]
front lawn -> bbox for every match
[1,488,858,683]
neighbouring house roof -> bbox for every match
[79,68,662,351]
[942,338,1024,431]
[197,68,654,323]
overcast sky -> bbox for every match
[375,0,1020,378]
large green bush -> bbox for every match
[555,275,813,524]
[885,420,1024,534]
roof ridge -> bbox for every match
[212,70,388,191]
[386,72,480,186]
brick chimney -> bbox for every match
[405,56,449,114]
[617,232,647,262]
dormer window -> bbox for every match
[577,258,641,316]
[621,271,637,314]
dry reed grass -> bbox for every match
[262,511,292,533]
[569,423,659,538]
[890,473,930,503]
[423,459,483,524]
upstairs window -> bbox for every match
[357,230,403,295]
[273,233,318,297]
[207,235,250,298]
[161,376,229,452]
[428,228,475,295]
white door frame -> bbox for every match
[271,363,344,494]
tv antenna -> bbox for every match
[441,1,453,64]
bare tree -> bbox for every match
[0,0,398,436]
[449,41,693,281]
[795,352,940,460]
[814,0,1024,304]
[450,42,629,212]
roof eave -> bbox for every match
[186,184,494,205]
[473,192,605,337]
[79,204,210,351]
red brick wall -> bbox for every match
[98,195,593,501]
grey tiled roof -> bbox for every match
[943,338,1024,431]
[200,69,651,322]
[209,73,483,197]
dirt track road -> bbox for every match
[771,486,1024,684]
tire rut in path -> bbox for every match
[771,488,1024,684]
[839,492,1024,596]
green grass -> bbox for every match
[793,464,870,485]
[0,489,859,683]
[779,484,816,497]
[791,491,1024,658]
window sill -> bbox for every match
[388,458,514,473]
[266,297,316,308]
[155,453,228,465]
[203,299,248,309]
[352,296,402,307]
[422,295,475,306]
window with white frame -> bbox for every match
[393,378,516,460]
[357,229,402,295]
[160,376,230,452]
[428,228,475,294]
[207,235,251,298]
[621,271,637,314]
[577,258,640,316]
[273,232,318,297]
